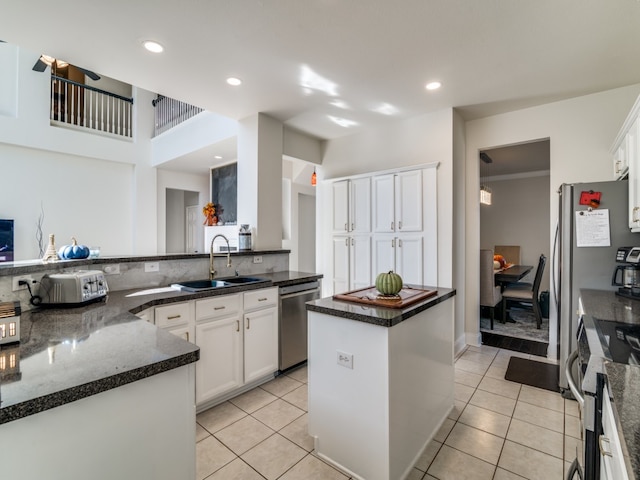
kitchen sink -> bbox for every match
[171,276,268,292]
[221,276,266,284]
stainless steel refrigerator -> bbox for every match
[556,180,640,391]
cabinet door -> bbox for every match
[332,180,350,233]
[600,386,629,480]
[195,316,243,404]
[333,236,351,294]
[628,119,640,230]
[396,170,423,232]
[396,235,423,286]
[373,174,395,233]
[350,177,371,233]
[244,307,278,384]
[350,235,371,290]
[373,236,396,278]
[165,324,195,343]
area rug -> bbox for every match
[504,356,559,392]
[480,309,549,343]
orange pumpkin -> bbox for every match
[493,254,507,268]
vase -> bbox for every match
[205,214,218,226]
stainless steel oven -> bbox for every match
[278,280,320,372]
[566,315,604,480]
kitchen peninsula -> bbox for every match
[0,250,321,480]
[306,287,456,480]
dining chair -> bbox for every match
[494,245,521,265]
[501,254,546,328]
[480,249,502,329]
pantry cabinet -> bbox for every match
[373,170,422,233]
[333,235,372,293]
[332,177,371,233]
[373,235,423,286]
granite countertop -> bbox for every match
[603,362,640,480]
[0,270,322,424]
[306,286,456,327]
[580,289,640,480]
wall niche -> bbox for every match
[210,163,237,225]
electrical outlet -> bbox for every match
[144,262,159,273]
[337,351,354,369]
[12,275,34,292]
[253,256,263,264]
[103,264,121,275]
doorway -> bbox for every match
[298,193,316,272]
[166,189,201,253]
[479,139,551,354]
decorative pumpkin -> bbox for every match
[58,237,90,260]
[493,254,507,269]
[375,270,403,295]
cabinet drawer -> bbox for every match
[155,302,191,328]
[244,287,278,311]
[196,294,241,321]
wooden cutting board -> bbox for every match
[333,286,437,309]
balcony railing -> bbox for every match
[50,76,134,138]
[152,95,204,137]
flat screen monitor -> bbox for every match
[0,219,14,263]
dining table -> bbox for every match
[494,264,533,288]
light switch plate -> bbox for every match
[337,351,354,369]
[145,262,160,273]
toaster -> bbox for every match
[39,270,109,306]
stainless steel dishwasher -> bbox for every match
[279,280,320,372]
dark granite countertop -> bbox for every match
[0,270,321,424]
[306,286,455,327]
[604,362,640,480]
[580,289,640,480]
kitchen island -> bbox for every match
[306,286,456,480]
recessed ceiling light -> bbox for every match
[214,155,222,159]
[226,77,242,86]
[425,81,442,91]
[143,40,164,53]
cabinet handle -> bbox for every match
[598,435,612,457]
[351,222,354,230]
[345,222,348,232]
[236,320,239,332]
[391,221,394,230]
[167,314,181,320]
[615,160,621,174]
[398,239,403,247]
[351,238,355,246]
[246,318,251,329]
[258,297,268,301]
[398,220,402,230]
[185,331,190,342]
[634,207,640,223]
[392,239,395,248]
[214,306,225,310]
[345,238,349,246]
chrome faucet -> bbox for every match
[210,234,231,279]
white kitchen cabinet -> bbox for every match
[332,235,371,293]
[611,94,640,230]
[373,170,422,233]
[243,306,278,383]
[155,301,195,342]
[373,235,423,286]
[332,177,371,234]
[600,385,629,480]
[195,315,243,404]
[135,307,154,324]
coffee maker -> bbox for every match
[613,246,640,299]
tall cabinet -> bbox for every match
[331,165,437,293]
[332,177,372,293]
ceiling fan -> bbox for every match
[32,54,100,81]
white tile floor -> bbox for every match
[196,346,580,479]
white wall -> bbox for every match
[480,174,551,292]
[0,44,159,259]
[464,83,640,355]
